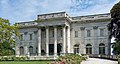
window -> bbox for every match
[29,46,33,56]
[99,43,105,55]
[100,29,104,36]
[60,29,62,37]
[74,44,79,54]
[50,30,54,37]
[86,44,92,54]
[87,30,91,37]
[20,46,24,55]
[20,34,23,41]
[75,31,78,37]
[29,34,33,40]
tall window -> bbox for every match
[52,30,54,37]
[20,46,24,55]
[60,29,62,37]
[87,30,91,37]
[99,43,105,55]
[86,44,92,54]
[20,34,23,41]
[29,34,33,40]
[74,44,79,54]
[29,46,33,56]
[75,31,78,37]
[100,28,104,36]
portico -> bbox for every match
[37,24,70,56]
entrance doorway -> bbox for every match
[57,43,62,55]
[49,44,62,55]
[49,44,54,55]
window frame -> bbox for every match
[75,31,78,37]
[87,30,91,37]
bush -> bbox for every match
[57,54,87,64]
[0,56,28,61]
[118,58,120,64]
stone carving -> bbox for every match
[93,26,98,29]
[80,27,85,30]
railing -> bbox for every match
[87,54,119,60]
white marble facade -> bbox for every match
[15,12,111,57]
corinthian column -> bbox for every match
[67,26,71,53]
[54,26,57,56]
[46,26,49,56]
[62,25,66,55]
[38,28,41,56]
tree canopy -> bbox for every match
[108,1,120,54]
[108,1,120,41]
[0,18,19,56]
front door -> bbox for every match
[57,44,62,55]
[49,44,54,55]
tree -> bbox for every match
[0,18,19,56]
[108,1,120,54]
[112,41,120,55]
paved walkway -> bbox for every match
[81,58,118,64]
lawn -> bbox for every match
[0,61,52,64]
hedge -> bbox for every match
[0,56,28,61]
[118,58,120,64]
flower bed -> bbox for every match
[54,54,87,64]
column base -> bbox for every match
[46,53,49,57]
[38,53,41,56]
[54,53,57,56]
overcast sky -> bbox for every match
[0,0,119,24]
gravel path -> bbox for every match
[81,58,118,64]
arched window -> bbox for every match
[20,46,24,55]
[99,43,105,55]
[86,44,92,54]
[74,44,79,54]
[29,46,33,56]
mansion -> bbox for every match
[15,12,111,57]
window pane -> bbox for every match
[87,30,91,37]
[75,31,78,37]
[99,43,105,55]
[20,34,23,41]
[100,29,104,36]
[20,47,24,55]
[30,34,32,40]
[86,44,92,54]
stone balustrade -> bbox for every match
[87,54,119,60]
[18,21,38,27]
[37,12,68,20]
[72,13,111,21]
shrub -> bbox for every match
[0,56,28,61]
[57,54,87,64]
[118,58,120,64]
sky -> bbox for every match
[0,0,119,24]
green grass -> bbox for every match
[0,61,51,64]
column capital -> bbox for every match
[61,24,66,28]
[80,27,85,30]
[93,26,98,29]
[53,25,58,28]
[45,26,49,29]
[37,26,42,29]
